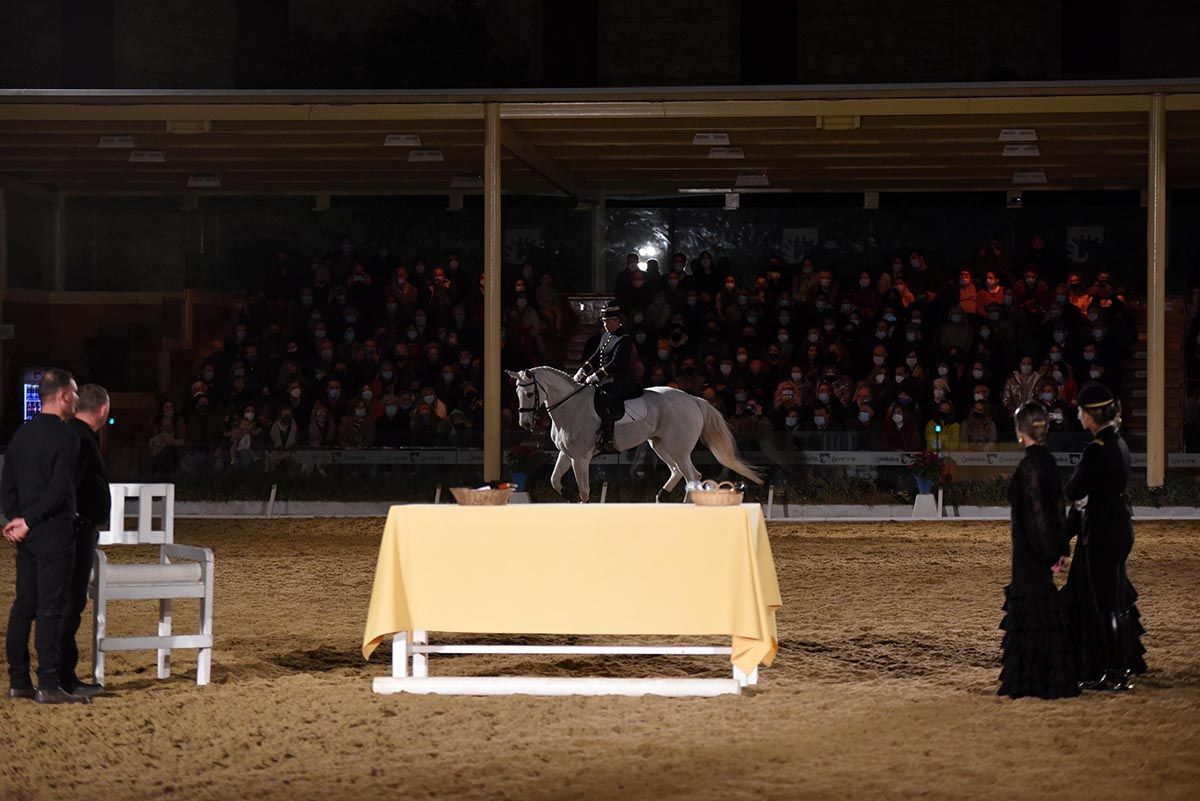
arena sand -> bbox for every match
[1,518,1197,801]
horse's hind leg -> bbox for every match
[648,439,684,502]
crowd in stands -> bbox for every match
[150,232,1135,475]
[609,234,1134,454]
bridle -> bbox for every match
[517,372,589,422]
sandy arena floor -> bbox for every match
[0,517,1197,801]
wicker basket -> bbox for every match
[687,480,744,507]
[449,486,516,506]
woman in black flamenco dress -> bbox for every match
[999,402,1080,699]
[1061,383,1147,691]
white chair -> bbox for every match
[89,483,214,686]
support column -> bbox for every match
[1146,93,1167,488]
[51,192,66,291]
[590,196,606,292]
[483,103,503,483]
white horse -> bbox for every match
[507,366,762,502]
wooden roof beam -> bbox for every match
[500,121,596,200]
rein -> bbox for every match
[517,373,589,420]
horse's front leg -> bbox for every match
[570,455,591,503]
[550,450,571,496]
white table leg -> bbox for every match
[733,665,759,687]
[392,632,409,679]
[412,629,428,678]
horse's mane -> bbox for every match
[529,365,575,382]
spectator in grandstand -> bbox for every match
[338,398,375,449]
[182,394,225,474]
[940,305,975,355]
[307,403,337,448]
[147,399,185,478]
[1066,272,1091,314]
[1013,265,1052,312]
[1002,355,1046,413]
[882,401,921,452]
[954,269,982,316]
[962,398,998,450]
[267,405,299,469]
[925,400,961,451]
[225,403,261,468]
[976,271,1005,310]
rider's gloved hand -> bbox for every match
[585,373,601,385]
[573,368,587,383]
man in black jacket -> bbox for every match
[575,302,641,451]
[2,369,88,704]
[61,384,111,698]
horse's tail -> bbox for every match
[696,399,763,484]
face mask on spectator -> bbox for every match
[1041,392,1055,404]
[720,364,733,376]
[905,332,917,342]
[362,390,373,402]
[950,314,963,324]
[243,411,255,421]
[1090,368,1102,379]
[972,369,984,380]
[905,357,917,369]
[979,328,991,340]
[1087,311,1098,322]
[381,370,395,381]
[974,392,985,401]
[1020,363,1032,375]
[933,389,945,401]
[1083,351,1095,362]
[859,277,870,288]
[423,393,436,404]
[892,413,905,426]
[203,369,215,381]
[344,330,355,342]
[894,374,905,385]
[988,312,1000,322]
[813,415,827,427]
[355,408,366,419]
[875,373,885,385]
[937,366,949,377]
[736,354,747,364]
[328,388,340,400]
[786,372,801,384]
[1053,331,1066,344]
[1092,328,1105,340]
[785,416,799,428]
[816,392,830,405]
[1052,370,1064,383]
[1049,352,1062,363]
[858,411,872,424]
[287,388,301,400]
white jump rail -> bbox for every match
[372,629,757,697]
[90,483,214,686]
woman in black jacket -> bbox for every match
[1061,383,1146,691]
[999,401,1079,699]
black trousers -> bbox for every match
[6,516,75,689]
[59,519,99,688]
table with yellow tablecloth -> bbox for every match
[362,503,781,677]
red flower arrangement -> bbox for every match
[909,450,948,485]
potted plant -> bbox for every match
[505,443,541,491]
[909,450,946,495]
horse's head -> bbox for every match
[506,369,539,431]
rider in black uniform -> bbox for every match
[1062,382,1146,691]
[575,302,641,451]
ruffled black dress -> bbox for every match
[1061,425,1147,683]
[999,444,1080,699]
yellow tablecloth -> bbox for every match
[362,503,781,674]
